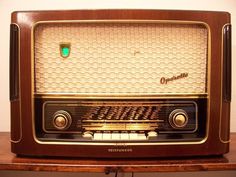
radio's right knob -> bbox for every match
[169,109,188,129]
[52,110,72,130]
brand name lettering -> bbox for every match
[108,148,133,153]
[160,73,188,84]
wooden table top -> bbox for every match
[0,132,236,173]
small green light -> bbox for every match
[62,47,70,57]
[60,43,71,58]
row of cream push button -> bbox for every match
[94,133,146,140]
[83,131,158,140]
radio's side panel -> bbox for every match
[208,12,231,154]
[10,11,35,154]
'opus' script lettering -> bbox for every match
[160,73,188,84]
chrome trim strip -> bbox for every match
[219,23,231,144]
[10,23,23,144]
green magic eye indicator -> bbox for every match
[60,43,71,58]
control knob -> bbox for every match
[169,109,188,129]
[52,110,72,130]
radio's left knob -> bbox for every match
[52,110,72,130]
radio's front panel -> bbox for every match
[33,21,209,144]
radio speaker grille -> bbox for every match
[34,22,208,95]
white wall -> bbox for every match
[0,0,235,132]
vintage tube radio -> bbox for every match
[10,10,231,158]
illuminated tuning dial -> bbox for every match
[169,109,188,129]
[52,110,72,130]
